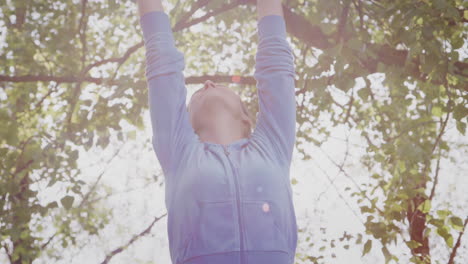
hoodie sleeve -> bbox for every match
[252,15,297,166]
[140,11,197,176]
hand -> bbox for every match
[257,0,283,20]
[136,0,164,17]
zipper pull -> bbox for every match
[223,145,230,155]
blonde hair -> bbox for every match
[239,100,255,137]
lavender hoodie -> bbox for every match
[140,11,297,264]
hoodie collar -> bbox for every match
[200,136,250,151]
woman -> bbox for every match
[137,0,297,263]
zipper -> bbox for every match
[223,145,244,263]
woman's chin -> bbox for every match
[201,94,237,112]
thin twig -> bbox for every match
[100,213,167,264]
[174,1,239,31]
[40,233,57,250]
[429,147,441,200]
[448,217,468,264]
[173,0,211,30]
[78,143,127,208]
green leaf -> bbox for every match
[449,216,464,231]
[391,203,404,213]
[357,87,370,100]
[108,0,118,10]
[347,37,362,51]
[396,191,409,199]
[127,130,136,140]
[417,200,431,214]
[456,121,466,135]
[377,62,386,72]
[47,201,58,209]
[60,196,74,210]
[356,233,363,244]
[453,104,467,121]
[397,160,406,173]
[433,0,446,10]
[381,246,392,263]
[10,227,20,241]
[437,226,453,247]
[446,6,461,21]
[406,240,422,249]
[360,206,374,213]
[319,23,335,35]
[20,229,29,239]
[416,17,423,25]
[446,235,454,248]
[431,106,442,117]
[70,149,79,162]
[451,34,464,50]
[47,177,58,187]
[6,123,19,145]
[362,239,372,256]
[423,227,432,239]
[437,209,451,219]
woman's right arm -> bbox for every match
[136,1,198,176]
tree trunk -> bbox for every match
[407,182,431,264]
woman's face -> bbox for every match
[187,80,248,132]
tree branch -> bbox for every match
[173,0,211,30]
[77,0,89,69]
[282,4,330,50]
[243,2,468,84]
[0,74,256,86]
[448,216,468,264]
[40,233,57,250]
[33,82,60,111]
[78,144,126,208]
[82,0,237,76]
[1,244,12,264]
[82,42,144,75]
[100,213,167,264]
[429,147,441,200]
[174,0,240,31]
[336,0,351,44]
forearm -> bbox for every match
[257,0,283,20]
[136,0,164,17]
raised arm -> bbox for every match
[251,0,297,166]
[136,1,198,177]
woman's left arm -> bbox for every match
[137,2,197,177]
[252,0,297,166]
